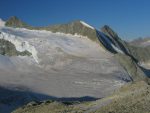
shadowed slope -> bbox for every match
[0,85,99,113]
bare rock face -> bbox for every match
[101,25,130,55]
[41,20,99,43]
[5,16,29,28]
[101,25,119,40]
[100,25,146,81]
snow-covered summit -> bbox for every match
[80,21,94,30]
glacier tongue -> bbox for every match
[0,31,39,63]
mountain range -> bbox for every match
[0,16,150,113]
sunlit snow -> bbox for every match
[0,18,5,27]
[80,21,94,30]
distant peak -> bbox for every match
[9,16,20,20]
[7,16,22,23]
[5,16,29,28]
[79,21,94,30]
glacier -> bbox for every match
[0,26,130,113]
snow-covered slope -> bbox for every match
[0,18,5,27]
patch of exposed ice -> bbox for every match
[0,32,39,63]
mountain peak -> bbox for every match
[9,16,19,20]
[5,16,29,28]
[65,20,94,30]
[43,20,98,42]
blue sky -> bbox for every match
[0,0,150,40]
